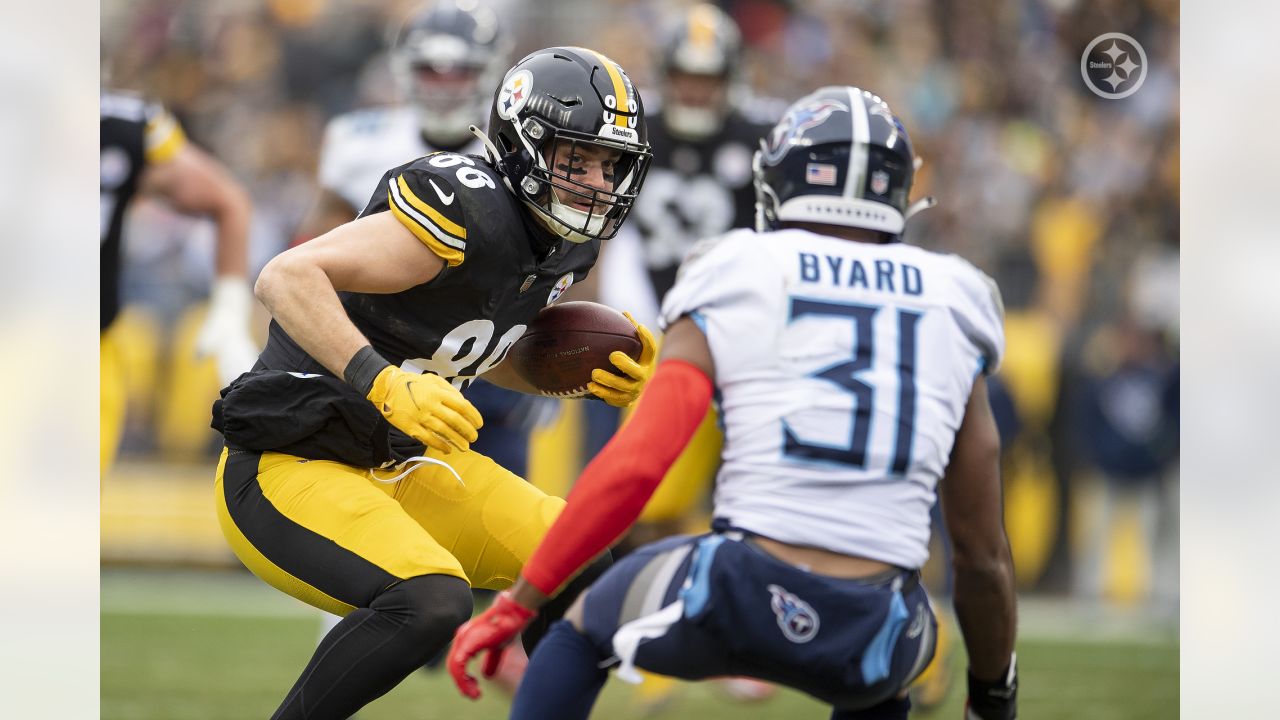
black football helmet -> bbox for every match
[754,86,924,241]
[656,3,743,139]
[483,47,652,243]
[391,0,510,147]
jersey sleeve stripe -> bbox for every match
[394,175,467,240]
[143,112,187,164]
[387,178,466,266]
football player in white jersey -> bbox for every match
[448,86,1019,720]
[297,0,509,239]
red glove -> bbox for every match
[448,591,537,700]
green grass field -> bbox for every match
[102,569,1178,719]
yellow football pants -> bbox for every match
[100,332,126,475]
[214,446,566,617]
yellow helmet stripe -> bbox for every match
[584,48,631,128]
[688,4,718,48]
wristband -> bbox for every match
[967,653,1017,720]
[344,345,392,397]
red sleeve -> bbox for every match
[521,359,713,596]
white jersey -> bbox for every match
[317,105,482,212]
[659,228,1005,569]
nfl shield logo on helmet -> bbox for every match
[869,169,890,196]
[768,584,820,643]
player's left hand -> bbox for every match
[588,312,656,408]
[964,655,1018,720]
[196,276,260,386]
[448,591,537,700]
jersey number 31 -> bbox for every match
[783,298,922,474]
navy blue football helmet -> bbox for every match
[391,0,510,147]
[754,86,929,241]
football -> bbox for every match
[507,301,643,398]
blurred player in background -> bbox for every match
[100,89,258,473]
[212,47,657,720]
[449,86,1018,720]
[297,0,507,242]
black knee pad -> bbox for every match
[373,574,473,653]
[523,551,612,655]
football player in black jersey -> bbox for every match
[212,47,656,720]
[100,90,257,473]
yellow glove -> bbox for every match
[366,366,483,454]
[588,312,657,408]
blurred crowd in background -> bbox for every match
[101,0,1179,612]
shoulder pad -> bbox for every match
[386,162,471,267]
[141,104,187,164]
[949,254,1005,324]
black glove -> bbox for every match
[965,654,1017,720]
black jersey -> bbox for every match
[629,108,775,300]
[228,151,599,465]
[100,91,187,331]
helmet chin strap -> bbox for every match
[544,193,604,243]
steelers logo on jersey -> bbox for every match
[547,272,574,305]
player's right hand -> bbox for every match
[365,366,483,454]
[448,591,536,700]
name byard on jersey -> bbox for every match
[798,251,924,296]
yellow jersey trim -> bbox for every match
[143,113,187,164]
[396,175,466,239]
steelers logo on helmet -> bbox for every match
[496,69,533,121]
[753,86,921,242]
[485,47,653,244]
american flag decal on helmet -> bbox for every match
[806,163,837,186]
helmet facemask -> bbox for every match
[506,119,650,243]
